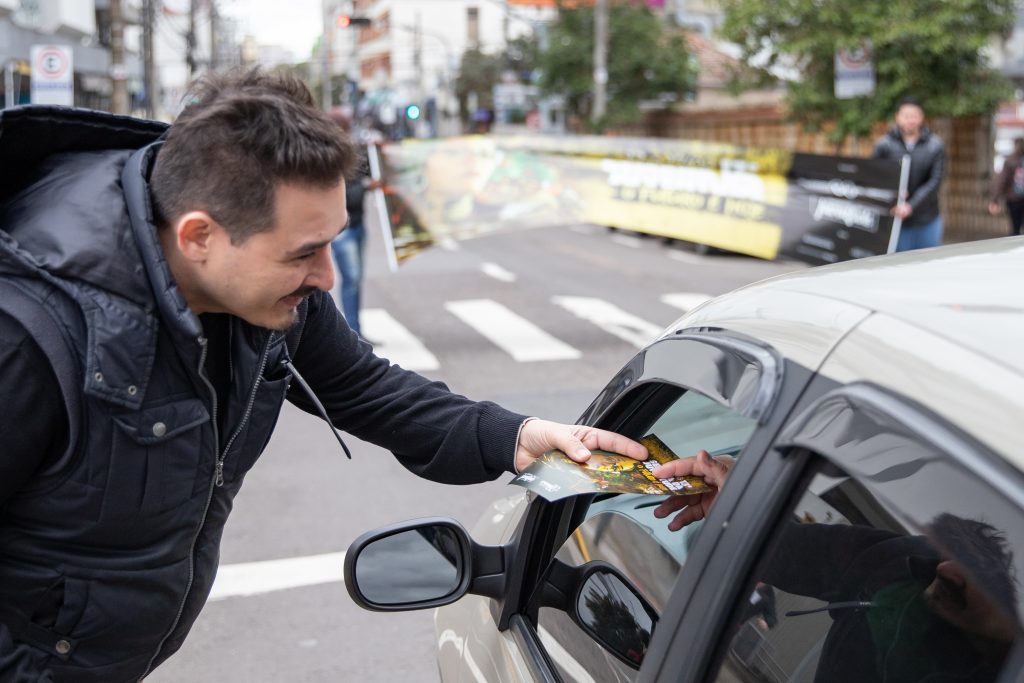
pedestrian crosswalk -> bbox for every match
[362,292,713,372]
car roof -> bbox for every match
[740,236,1024,374]
[671,236,1024,467]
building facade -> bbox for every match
[0,0,144,111]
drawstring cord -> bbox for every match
[282,359,352,459]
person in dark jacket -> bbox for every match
[988,137,1024,236]
[327,109,379,336]
[0,69,647,683]
[873,97,947,252]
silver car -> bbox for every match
[346,238,1024,683]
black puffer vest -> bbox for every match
[0,107,304,681]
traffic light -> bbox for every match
[405,104,421,121]
[336,15,371,28]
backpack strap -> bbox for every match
[0,278,83,467]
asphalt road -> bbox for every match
[148,221,804,682]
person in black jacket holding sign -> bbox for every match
[873,97,947,252]
[0,69,646,682]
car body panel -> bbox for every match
[436,493,534,682]
[712,237,1024,374]
[667,287,872,372]
[815,311,1024,469]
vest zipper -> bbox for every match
[138,332,271,680]
[215,333,274,486]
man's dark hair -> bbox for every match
[896,96,924,113]
[929,513,1018,611]
[151,68,361,243]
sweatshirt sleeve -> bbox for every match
[0,313,63,682]
[0,311,67,507]
[285,292,528,484]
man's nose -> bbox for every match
[310,245,336,292]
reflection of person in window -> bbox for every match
[582,590,651,665]
[652,453,1019,682]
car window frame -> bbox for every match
[649,378,1024,683]
[496,330,801,681]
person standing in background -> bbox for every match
[328,110,377,337]
[988,137,1024,237]
[873,97,947,252]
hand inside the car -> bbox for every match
[652,450,734,531]
[513,419,648,473]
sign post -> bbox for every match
[30,44,73,106]
[835,41,875,99]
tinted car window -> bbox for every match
[536,388,758,682]
[710,455,1022,683]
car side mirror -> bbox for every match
[539,559,658,669]
[574,565,657,668]
[344,518,472,611]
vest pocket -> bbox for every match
[103,398,210,520]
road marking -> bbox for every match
[661,292,714,313]
[209,552,345,602]
[444,299,581,362]
[361,308,440,371]
[611,233,645,249]
[552,296,664,348]
[480,262,517,283]
[438,237,460,251]
[667,249,706,265]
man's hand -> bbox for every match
[891,202,914,220]
[651,450,733,531]
[989,202,1002,216]
[514,419,647,473]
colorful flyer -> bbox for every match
[510,434,712,501]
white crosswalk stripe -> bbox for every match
[209,551,345,602]
[361,308,440,371]
[661,292,714,313]
[551,296,664,349]
[444,299,582,362]
[480,262,517,283]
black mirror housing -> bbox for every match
[344,517,507,613]
[344,517,474,612]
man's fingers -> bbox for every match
[578,428,648,461]
[667,505,706,532]
[652,450,728,485]
[652,495,692,519]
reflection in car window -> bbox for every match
[536,388,758,682]
[711,457,1022,683]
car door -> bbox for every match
[450,329,817,683]
[648,381,1024,683]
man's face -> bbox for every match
[199,180,347,330]
[923,560,1016,644]
[895,104,925,139]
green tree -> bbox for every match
[455,35,540,124]
[537,2,697,131]
[718,0,1017,143]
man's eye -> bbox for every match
[295,252,316,261]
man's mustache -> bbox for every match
[285,286,318,299]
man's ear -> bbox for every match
[174,211,218,262]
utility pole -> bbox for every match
[209,1,219,71]
[142,0,157,117]
[110,0,129,114]
[592,0,608,124]
[321,1,333,111]
[187,0,197,78]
